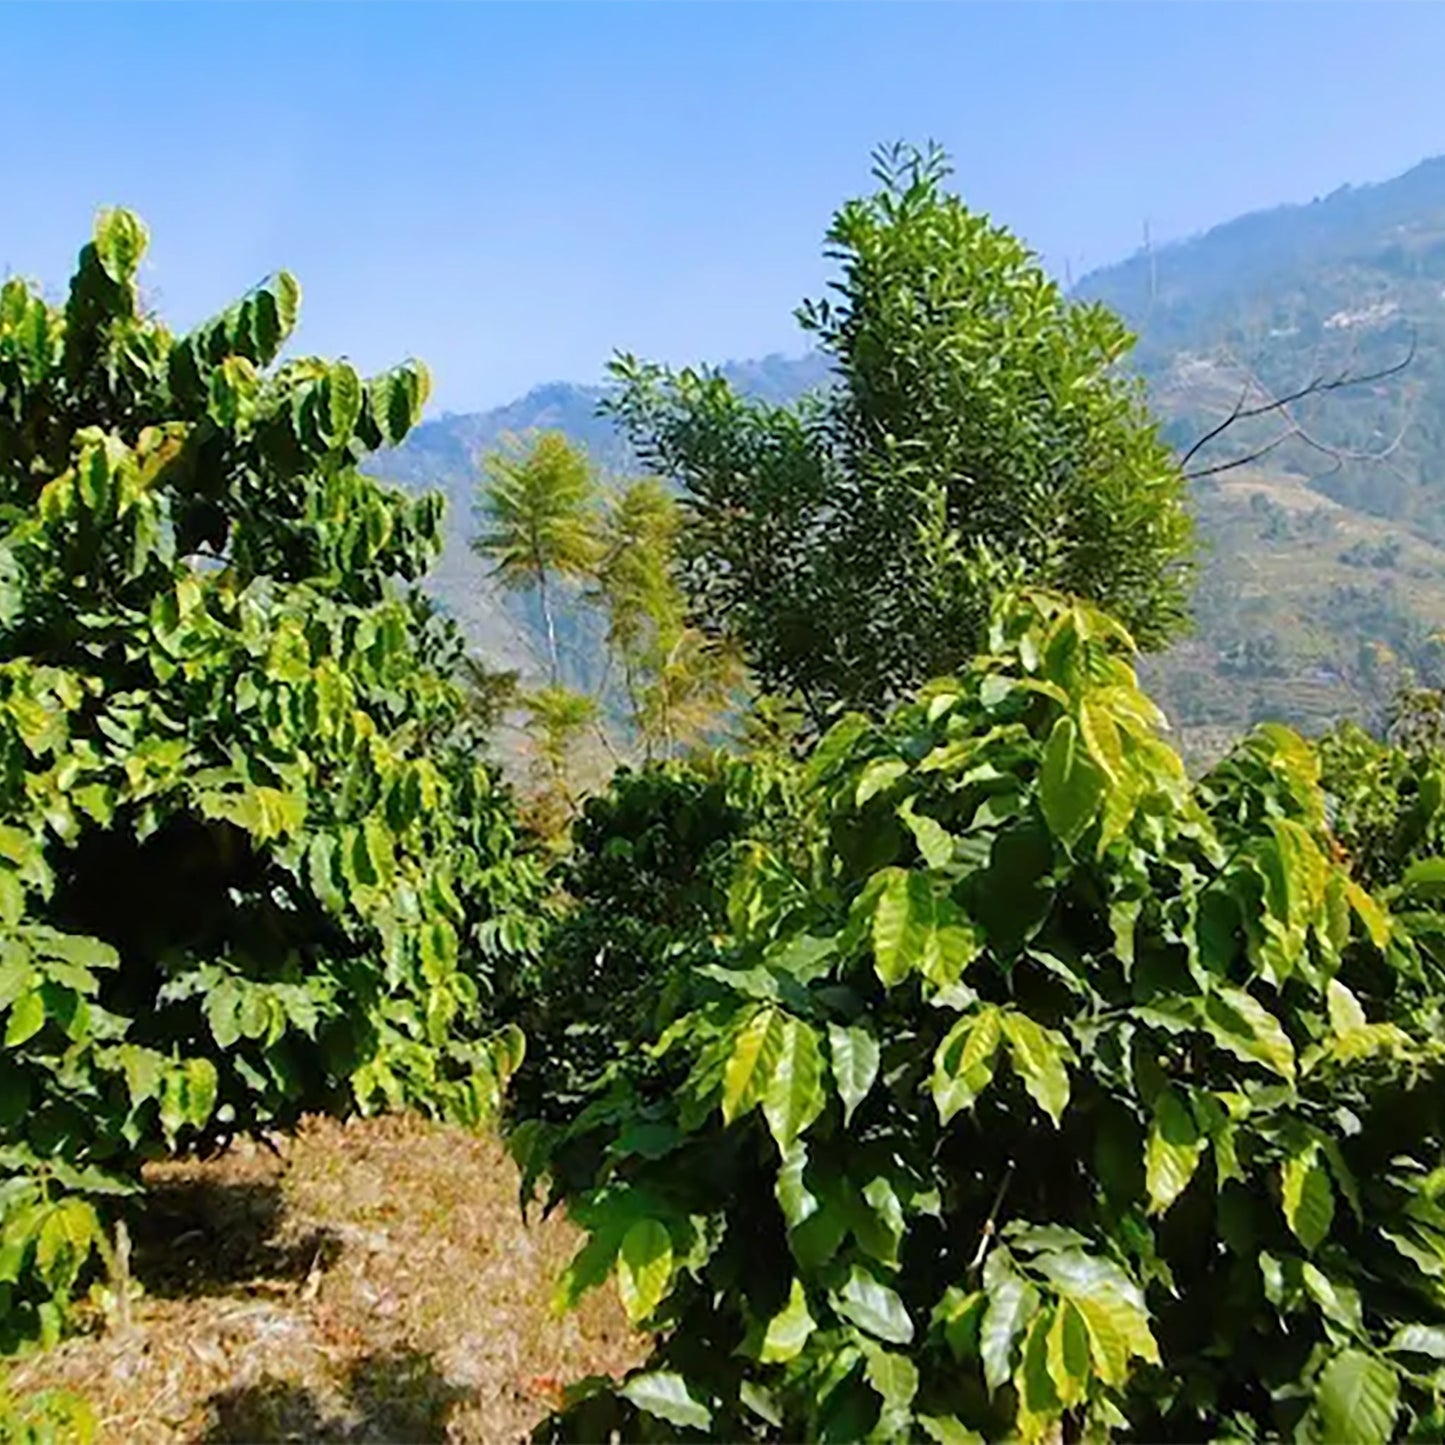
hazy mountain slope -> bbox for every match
[377,157,1445,759]
[368,353,833,686]
[1077,154,1445,752]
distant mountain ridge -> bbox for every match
[373,153,1445,760]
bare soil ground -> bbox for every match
[6,1114,645,1443]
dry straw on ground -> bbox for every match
[7,1113,645,1443]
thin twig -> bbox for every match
[969,1161,1016,1273]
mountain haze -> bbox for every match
[374,155,1445,759]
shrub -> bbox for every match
[504,756,796,1142]
[0,211,542,1346]
[529,591,1445,1443]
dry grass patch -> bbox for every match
[6,1113,645,1443]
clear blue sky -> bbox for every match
[8,2,1445,414]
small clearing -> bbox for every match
[7,1114,644,1443]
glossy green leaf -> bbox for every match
[1282,1143,1334,1251]
[932,1008,1001,1124]
[721,1007,785,1124]
[1314,1350,1398,1445]
[5,990,45,1047]
[1145,1087,1205,1215]
[759,1277,815,1363]
[620,1371,712,1431]
[827,1021,880,1124]
[899,800,956,870]
[1039,715,1104,844]
[980,1264,1036,1393]
[832,1265,914,1345]
[617,1218,673,1325]
[762,1017,826,1153]
[1046,1299,1091,1407]
[1001,1012,1070,1125]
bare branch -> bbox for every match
[1180,327,1417,482]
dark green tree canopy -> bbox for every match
[608,143,1195,721]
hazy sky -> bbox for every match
[8,2,1445,413]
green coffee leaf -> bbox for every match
[1046,1299,1091,1406]
[863,1343,919,1413]
[832,1265,914,1345]
[1039,716,1104,845]
[1077,695,1125,783]
[980,1265,1037,1392]
[1015,1307,1062,1423]
[1000,1012,1070,1125]
[721,1007,785,1124]
[759,1277,815,1363]
[1314,1350,1398,1445]
[827,1021,880,1124]
[1203,985,1296,1080]
[617,1218,673,1325]
[1326,977,1367,1038]
[620,1371,712,1432]
[1389,1323,1445,1359]
[899,798,955,869]
[932,1008,1001,1124]
[5,990,44,1047]
[918,1416,985,1445]
[1282,1142,1334,1251]
[185,1058,218,1127]
[762,1017,825,1153]
[856,757,908,807]
[1145,1087,1205,1215]
[872,868,926,986]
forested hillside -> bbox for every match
[1079,154,1445,756]
[381,154,1445,763]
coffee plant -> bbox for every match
[0,210,542,1347]
[530,590,1445,1442]
[505,754,804,1139]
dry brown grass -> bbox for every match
[7,1114,645,1443]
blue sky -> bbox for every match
[8,2,1445,414]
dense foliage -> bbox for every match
[607,144,1195,720]
[0,211,542,1346]
[504,762,750,1128]
[527,590,1445,1443]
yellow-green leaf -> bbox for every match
[1000,1012,1070,1125]
[760,1277,815,1363]
[1145,1087,1205,1215]
[1282,1142,1335,1252]
[762,1017,825,1153]
[1046,1299,1091,1407]
[4,990,44,1047]
[1039,716,1104,845]
[1315,1350,1399,1445]
[932,1008,1001,1124]
[722,1007,785,1124]
[617,1218,673,1325]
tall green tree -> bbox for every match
[591,478,743,762]
[472,441,740,825]
[607,142,1195,722]
[472,429,601,686]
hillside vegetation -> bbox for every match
[383,155,1445,763]
[12,146,1445,1445]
